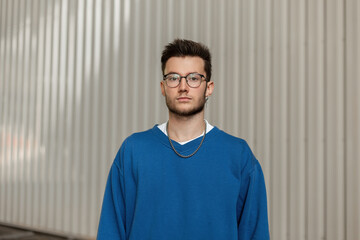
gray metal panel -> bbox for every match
[0,0,359,239]
[307,1,326,239]
[345,0,360,239]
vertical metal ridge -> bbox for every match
[142,0,150,130]
[131,0,139,132]
[0,4,5,213]
[287,0,307,237]
[281,1,288,238]
[111,0,120,155]
[325,0,346,238]
[72,0,80,226]
[56,0,67,231]
[357,1,359,237]
[40,0,52,229]
[263,0,272,204]
[253,0,261,156]
[34,0,44,228]
[217,0,225,128]
[97,0,112,232]
[120,0,130,141]
[30,0,41,228]
[298,0,307,236]
[232,0,240,136]
[323,0,328,237]
[304,0,309,237]
[72,0,85,234]
[248,0,255,147]
[307,1,326,238]
[89,0,102,233]
[63,0,77,233]
[24,0,34,226]
[345,1,360,239]
[12,0,21,225]
[154,0,163,124]
[50,0,61,230]
[79,0,93,234]
[0,0,6,222]
[18,0,27,222]
[7,0,15,224]
[342,0,347,239]
[269,0,275,235]
[87,0,97,233]
[286,0,292,237]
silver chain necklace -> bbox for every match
[166,120,206,158]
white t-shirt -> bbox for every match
[157,119,214,145]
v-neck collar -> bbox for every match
[151,124,220,155]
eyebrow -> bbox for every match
[164,72,199,76]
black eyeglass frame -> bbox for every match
[163,73,208,88]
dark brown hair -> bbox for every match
[161,39,212,81]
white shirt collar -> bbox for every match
[157,119,214,145]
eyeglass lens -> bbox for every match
[164,73,203,88]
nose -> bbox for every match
[178,77,189,91]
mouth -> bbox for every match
[177,96,192,102]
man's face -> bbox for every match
[160,56,214,117]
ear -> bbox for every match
[205,81,214,97]
[160,81,166,96]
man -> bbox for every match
[97,39,269,239]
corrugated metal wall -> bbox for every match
[0,0,359,239]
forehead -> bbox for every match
[164,56,205,75]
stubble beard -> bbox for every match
[165,91,206,117]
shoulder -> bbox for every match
[213,128,258,172]
[214,128,250,152]
[113,126,157,164]
[122,126,156,147]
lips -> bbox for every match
[177,96,192,102]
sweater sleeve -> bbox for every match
[97,161,126,239]
[237,147,270,239]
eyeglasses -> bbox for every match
[163,73,207,88]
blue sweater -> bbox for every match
[97,125,269,239]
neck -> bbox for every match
[167,112,206,142]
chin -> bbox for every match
[168,105,205,117]
[165,95,206,117]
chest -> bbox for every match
[133,150,241,206]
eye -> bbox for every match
[165,74,179,81]
[187,74,201,82]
